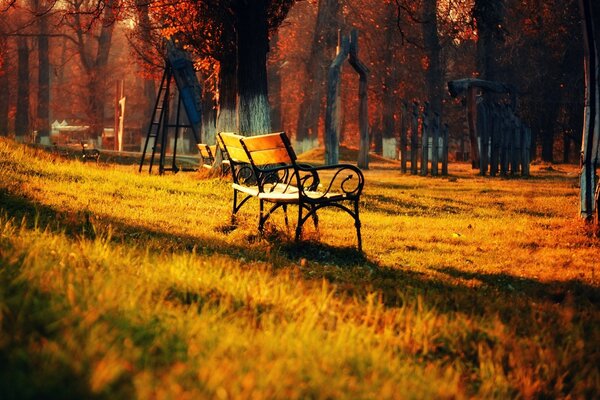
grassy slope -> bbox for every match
[0,138,598,399]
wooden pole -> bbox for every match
[431,111,440,176]
[490,104,500,177]
[522,125,531,176]
[466,86,480,169]
[114,80,123,151]
[477,99,490,176]
[349,29,370,170]
[442,123,449,175]
[325,31,349,165]
[400,101,408,173]
[411,101,419,174]
[421,102,430,176]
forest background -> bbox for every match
[0,0,587,164]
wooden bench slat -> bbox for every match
[241,132,287,151]
[245,148,292,165]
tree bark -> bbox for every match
[422,0,443,114]
[268,32,283,131]
[70,0,116,139]
[16,37,30,137]
[235,0,271,135]
[579,0,600,220]
[37,12,50,140]
[473,0,505,82]
[295,0,340,141]
[0,38,9,136]
[216,52,238,133]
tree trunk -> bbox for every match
[579,0,600,220]
[16,37,30,137]
[73,0,116,139]
[473,0,504,82]
[268,32,283,131]
[295,0,340,141]
[235,0,271,135]
[216,52,238,133]
[422,0,443,114]
[37,14,50,141]
[136,0,157,143]
[0,38,9,136]
[381,2,399,150]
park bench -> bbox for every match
[197,138,231,173]
[80,141,100,163]
[197,143,217,169]
[218,132,365,251]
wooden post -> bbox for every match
[522,125,531,176]
[500,105,510,175]
[411,101,419,175]
[514,115,522,175]
[325,31,349,165]
[477,99,490,176]
[400,101,408,173]
[466,86,479,169]
[442,123,449,175]
[114,80,124,151]
[421,102,430,176]
[349,29,370,170]
[431,111,440,176]
[490,104,500,177]
[510,113,519,175]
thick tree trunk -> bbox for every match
[235,0,271,135]
[73,0,115,139]
[16,37,30,137]
[268,32,283,131]
[0,38,9,136]
[474,0,504,82]
[381,2,399,152]
[216,53,238,133]
[422,0,443,114]
[37,15,50,140]
[295,0,340,141]
[136,0,157,143]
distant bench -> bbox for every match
[197,139,230,173]
[218,132,365,251]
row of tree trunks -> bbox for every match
[397,101,449,176]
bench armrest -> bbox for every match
[254,164,319,193]
[296,164,364,198]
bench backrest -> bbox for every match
[197,144,215,163]
[240,132,296,167]
[219,132,250,164]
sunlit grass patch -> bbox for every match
[0,138,599,398]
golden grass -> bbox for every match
[0,138,599,399]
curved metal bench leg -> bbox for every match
[283,204,289,227]
[295,202,304,242]
[231,190,238,224]
[354,199,362,252]
[259,199,266,236]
